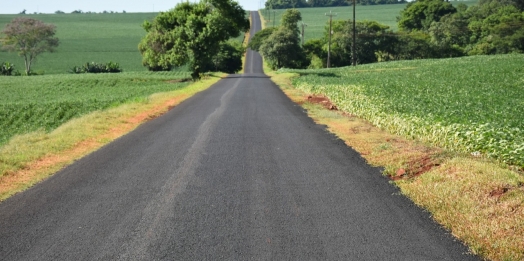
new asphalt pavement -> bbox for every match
[0,11,479,261]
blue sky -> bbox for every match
[2,0,266,14]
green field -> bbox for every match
[283,54,524,167]
[0,13,159,74]
[0,71,190,146]
[0,13,247,75]
[260,0,479,41]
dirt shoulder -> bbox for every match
[270,72,524,261]
[0,75,224,201]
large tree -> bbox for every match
[260,27,307,69]
[0,17,59,75]
[247,27,278,51]
[259,8,308,69]
[281,8,302,35]
[138,0,249,79]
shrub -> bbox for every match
[1,62,15,76]
[69,62,122,74]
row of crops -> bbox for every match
[0,71,191,146]
[284,54,524,167]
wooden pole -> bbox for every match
[352,0,356,66]
[325,11,337,68]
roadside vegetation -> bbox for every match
[0,0,249,200]
[270,57,524,260]
[0,73,224,201]
[0,71,191,146]
[285,54,524,168]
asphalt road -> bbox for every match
[0,11,479,261]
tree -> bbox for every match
[138,0,249,79]
[206,40,245,73]
[248,27,278,51]
[260,27,308,69]
[281,8,302,34]
[398,0,457,31]
[0,18,59,75]
[258,9,308,69]
[428,5,470,57]
[325,19,395,66]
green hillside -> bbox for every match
[261,0,478,41]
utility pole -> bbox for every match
[325,11,337,68]
[352,0,356,66]
[301,23,308,46]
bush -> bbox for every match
[1,62,15,76]
[69,61,122,74]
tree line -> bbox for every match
[265,0,406,9]
[251,0,524,69]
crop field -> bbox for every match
[0,13,158,74]
[0,71,191,146]
[0,13,248,75]
[283,54,524,167]
[260,0,478,41]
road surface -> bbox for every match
[0,11,478,260]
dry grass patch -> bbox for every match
[0,74,224,201]
[271,72,524,261]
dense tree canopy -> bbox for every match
[398,0,457,31]
[138,0,249,79]
[0,17,59,75]
[247,27,278,51]
[259,9,308,69]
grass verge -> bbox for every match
[0,73,224,201]
[269,71,524,261]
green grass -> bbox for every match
[260,0,478,41]
[0,71,191,146]
[0,12,248,75]
[0,13,159,74]
[282,54,524,168]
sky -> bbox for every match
[1,0,266,14]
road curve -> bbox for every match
[0,11,478,260]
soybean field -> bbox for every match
[0,72,191,146]
[284,54,524,167]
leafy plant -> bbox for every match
[69,62,122,74]
[1,62,15,76]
